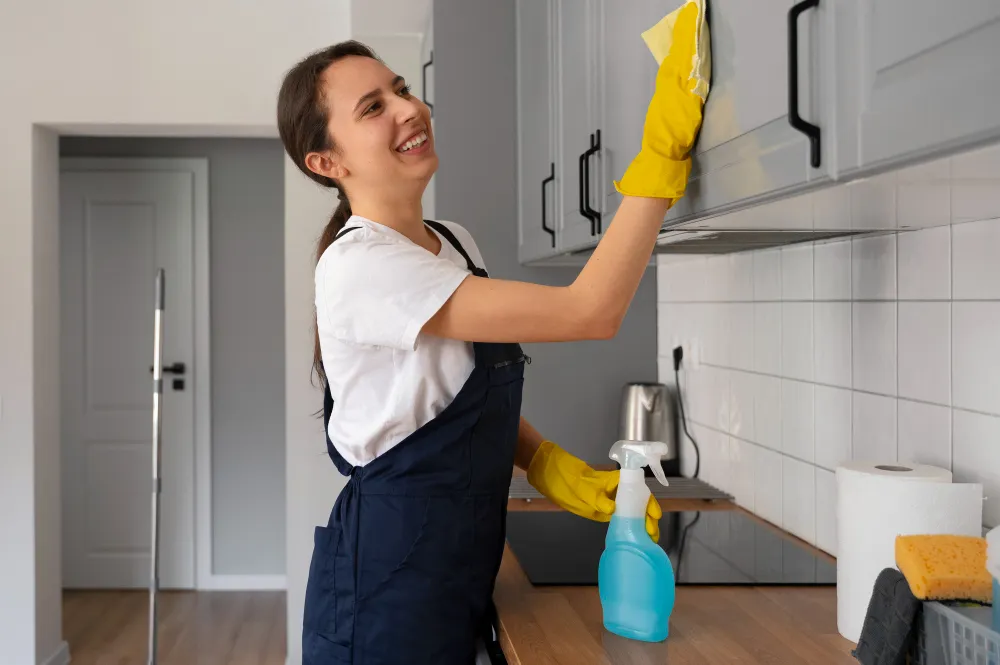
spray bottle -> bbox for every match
[598,440,675,642]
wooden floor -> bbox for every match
[63,590,286,665]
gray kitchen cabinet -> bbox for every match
[664,0,833,225]
[597,0,677,233]
[556,0,604,254]
[516,0,560,263]
[836,0,1000,175]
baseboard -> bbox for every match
[199,574,286,591]
[40,641,70,665]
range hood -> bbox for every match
[653,227,878,254]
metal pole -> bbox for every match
[148,269,165,665]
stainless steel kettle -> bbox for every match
[619,382,680,476]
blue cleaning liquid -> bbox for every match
[598,515,676,642]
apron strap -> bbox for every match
[424,219,486,276]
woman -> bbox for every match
[277,21,704,665]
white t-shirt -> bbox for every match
[314,215,487,468]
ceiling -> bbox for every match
[352,0,432,35]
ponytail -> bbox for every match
[312,194,352,385]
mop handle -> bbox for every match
[148,269,165,665]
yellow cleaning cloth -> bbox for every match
[614,0,711,200]
[641,0,711,102]
[895,534,994,603]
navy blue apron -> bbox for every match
[303,221,524,665]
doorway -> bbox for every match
[59,157,210,590]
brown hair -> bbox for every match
[276,40,381,385]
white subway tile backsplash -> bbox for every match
[730,438,755,511]
[853,234,897,300]
[953,302,1000,416]
[853,303,897,396]
[898,226,951,300]
[729,370,756,442]
[754,303,782,374]
[728,304,755,372]
[782,303,814,382]
[853,392,898,463]
[850,173,897,230]
[814,239,852,300]
[952,218,1000,300]
[782,244,814,300]
[755,446,784,527]
[782,458,816,543]
[898,302,951,405]
[782,380,815,463]
[815,386,852,471]
[897,181,950,230]
[814,302,852,388]
[730,253,755,302]
[813,183,852,230]
[952,410,1000,527]
[897,400,952,471]
[656,148,1000,533]
[815,468,837,556]
[952,184,1000,225]
[754,249,782,301]
[753,375,782,451]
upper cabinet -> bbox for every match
[516,0,559,263]
[665,0,831,225]
[514,0,1000,263]
[835,0,1000,175]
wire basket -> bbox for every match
[912,601,999,665]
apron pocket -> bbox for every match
[303,525,352,662]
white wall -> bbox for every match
[0,2,351,662]
[657,143,1000,558]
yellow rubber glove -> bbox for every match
[614,0,711,200]
[527,440,664,542]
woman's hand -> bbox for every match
[527,440,664,542]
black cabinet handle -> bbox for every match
[788,0,820,168]
[422,51,434,117]
[584,130,602,234]
[578,145,589,227]
[541,162,555,247]
[150,362,185,375]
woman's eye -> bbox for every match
[398,84,412,97]
[365,101,382,115]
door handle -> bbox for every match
[584,130,602,234]
[422,51,434,117]
[541,162,555,247]
[788,0,821,168]
[150,362,186,375]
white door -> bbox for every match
[60,163,197,589]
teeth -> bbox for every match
[399,132,427,152]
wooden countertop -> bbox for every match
[497,497,858,664]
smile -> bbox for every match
[397,131,429,153]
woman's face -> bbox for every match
[314,55,437,196]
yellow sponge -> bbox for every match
[895,534,994,603]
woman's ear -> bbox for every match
[305,150,349,181]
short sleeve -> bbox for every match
[317,234,471,350]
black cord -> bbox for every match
[672,346,701,479]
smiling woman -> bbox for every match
[276,30,707,665]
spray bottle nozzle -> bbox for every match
[609,440,671,487]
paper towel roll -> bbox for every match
[836,461,983,643]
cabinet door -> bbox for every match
[838,0,1000,174]
[665,0,830,224]
[556,0,602,252]
[516,0,559,262]
[598,0,671,232]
